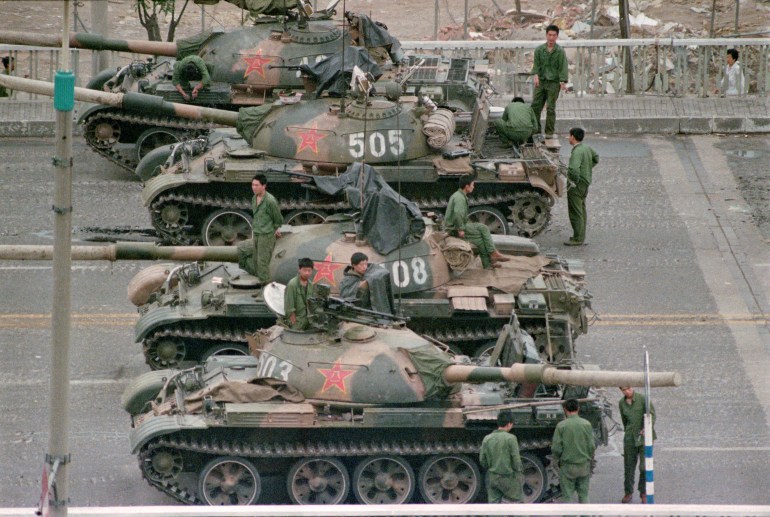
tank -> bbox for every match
[0,5,485,170]
[120,291,680,506]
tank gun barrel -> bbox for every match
[0,75,239,127]
[443,364,681,388]
[0,31,178,57]
[0,243,240,262]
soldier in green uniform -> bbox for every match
[479,410,523,503]
[284,257,315,330]
[251,173,283,282]
[564,127,599,246]
[494,96,538,147]
[444,175,510,269]
[530,24,568,138]
[619,386,656,504]
[339,252,372,309]
[551,398,596,503]
[172,54,211,101]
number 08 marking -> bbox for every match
[392,257,428,288]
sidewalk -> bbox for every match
[0,95,769,137]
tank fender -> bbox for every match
[129,414,209,453]
[525,175,559,200]
[76,103,114,125]
[135,306,208,343]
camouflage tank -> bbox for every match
[0,4,485,171]
[120,290,680,506]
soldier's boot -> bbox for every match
[621,493,633,504]
[490,251,511,262]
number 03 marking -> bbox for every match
[391,257,428,288]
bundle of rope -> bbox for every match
[422,108,456,149]
[440,235,474,271]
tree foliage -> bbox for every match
[135,0,191,42]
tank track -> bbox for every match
[81,109,217,172]
[137,434,551,505]
[143,320,255,366]
[149,188,546,244]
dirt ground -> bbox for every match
[1,0,768,44]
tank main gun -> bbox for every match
[0,75,239,127]
[0,242,239,262]
[0,31,178,57]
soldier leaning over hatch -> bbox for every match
[171,54,211,101]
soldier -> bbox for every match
[172,54,211,101]
[530,24,568,138]
[564,127,599,246]
[444,175,510,269]
[551,398,596,503]
[619,386,656,504]
[339,252,372,308]
[479,410,523,503]
[0,56,14,98]
[251,173,283,282]
[284,257,315,331]
[494,96,538,148]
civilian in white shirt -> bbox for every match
[716,48,747,96]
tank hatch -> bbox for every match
[289,26,341,44]
[344,99,401,120]
[230,274,261,289]
[342,325,376,343]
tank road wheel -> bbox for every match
[472,340,500,366]
[468,205,509,235]
[287,457,350,505]
[418,454,481,504]
[84,117,121,149]
[136,128,183,162]
[509,191,552,237]
[200,342,250,362]
[142,448,184,482]
[352,455,415,504]
[152,201,190,238]
[144,336,186,370]
[199,456,261,506]
[520,452,547,503]
[136,146,173,182]
[201,209,253,246]
[284,209,328,226]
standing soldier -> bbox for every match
[564,127,598,246]
[251,173,283,282]
[284,258,315,330]
[619,386,656,504]
[530,24,569,138]
[551,398,596,503]
[444,175,510,269]
[479,411,523,503]
[494,96,538,148]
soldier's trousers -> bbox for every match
[623,439,646,495]
[531,80,561,136]
[464,222,496,268]
[485,471,523,503]
[253,232,276,282]
[567,180,589,243]
[559,462,591,503]
[493,121,532,147]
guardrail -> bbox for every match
[2,38,769,100]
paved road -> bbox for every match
[0,136,768,506]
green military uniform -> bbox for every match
[479,429,523,503]
[171,54,211,91]
[284,275,314,330]
[494,102,538,146]
[339,267,371,309]
[530,43,568,136]
[566,142,599,244]
[444,190,497,269]
[552,413,596,503]
[0,68,10,98]
[251,191,282,282]
[619,392,656,497]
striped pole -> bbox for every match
[644,349,654,504]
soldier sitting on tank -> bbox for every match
[171,55,211,101]
[283,257,315,331]
[337,252,394,313]
[444,175,511,269]
[494,96,538,149]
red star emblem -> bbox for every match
[318,361,355,393]
[294,128,328,154]
[313,253,346,286]
[242,52,272,78]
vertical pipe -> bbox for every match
[463,0,469,41]
[735,0,740,34]
[643,350,654,504]
[90,0,110,78]
[590,0,597,39]
[46,1,75,515]
[200,4,205,33]
[434,0,439,41]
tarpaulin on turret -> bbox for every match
[346,12,404,63]
[310,163,424,255]
[299,46,382,98]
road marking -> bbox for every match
[0,379,132,387]
[662,447,770,452]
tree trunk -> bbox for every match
[618,0,634,93]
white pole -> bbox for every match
[644,349,654,504]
